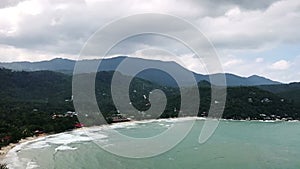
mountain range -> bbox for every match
[0,66,299,149]
[0,56,282,87]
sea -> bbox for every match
[4,118,300,169]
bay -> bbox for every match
[4,118,300,169]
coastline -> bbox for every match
[0,117,200,163]
[0,116,299,164]
[0,134,48,162]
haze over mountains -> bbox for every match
[0,56,282,86]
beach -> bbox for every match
[1,117,300,168]
[0,134,47,162]
[0,117,296,162]
[2,118,300,169]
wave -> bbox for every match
[55,145,77,152]
[3,117,202,168]
[5,116,297,168]
[25,161,39,169]
[3,130,102,169]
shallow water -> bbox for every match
[4,119,300,169]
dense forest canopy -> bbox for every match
[0,68,299,149]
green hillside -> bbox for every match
[0,68,299,149]
[258,83,300,108]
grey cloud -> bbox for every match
[0,0,85,9]
[107,34,192,57]
[0,1,94,54]
[0,0,299,58]
[0,0,299,83]
[191,0,281,11]
[187,0,281,17]
[209,0,280,10]
[0,0,27,8]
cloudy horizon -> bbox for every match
[0,0,299,83]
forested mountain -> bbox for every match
[258,82,300,108]
[0,68,299,149]
[0,57,281,86]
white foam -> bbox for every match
[25,141,51,149]
[165,124,171,127]
[84,131,108,140]
[2,116,206,168]
[3,130,98,169]
[287,120,299,123]
[4,141,37,169]
[45,133,92,145]
[26,161,39,169]
[124,125,136,129]
[19,132,93,152]
[258,120,276,123]
[55,145,77,152]
[109,122,137,129]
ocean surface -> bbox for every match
[4,118,300,169]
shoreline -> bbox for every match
[0,134,48,162]
[0,116,299,163]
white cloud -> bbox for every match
[255,58,264,63]
[197,0,300,54]
[225,7,241,18]
[223,59,243,67]
[0,44,75,62]
[132,48,208,74]
[270,59,291,70]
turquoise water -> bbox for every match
[5,119,300,169]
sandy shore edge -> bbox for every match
[0,134,47,162]
[0,117,298,164]
[0,117,201,163]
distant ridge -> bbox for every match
[0,56,281,86]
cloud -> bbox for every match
[0,0,27,9]
[0,0,299,57]
[270,59,291,70]
[223,58,243,67]
[198,0,300,52]
[255,58,264,63]
[0,0,299,82]
[0,44,75,62]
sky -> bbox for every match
[0,0,299,82]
